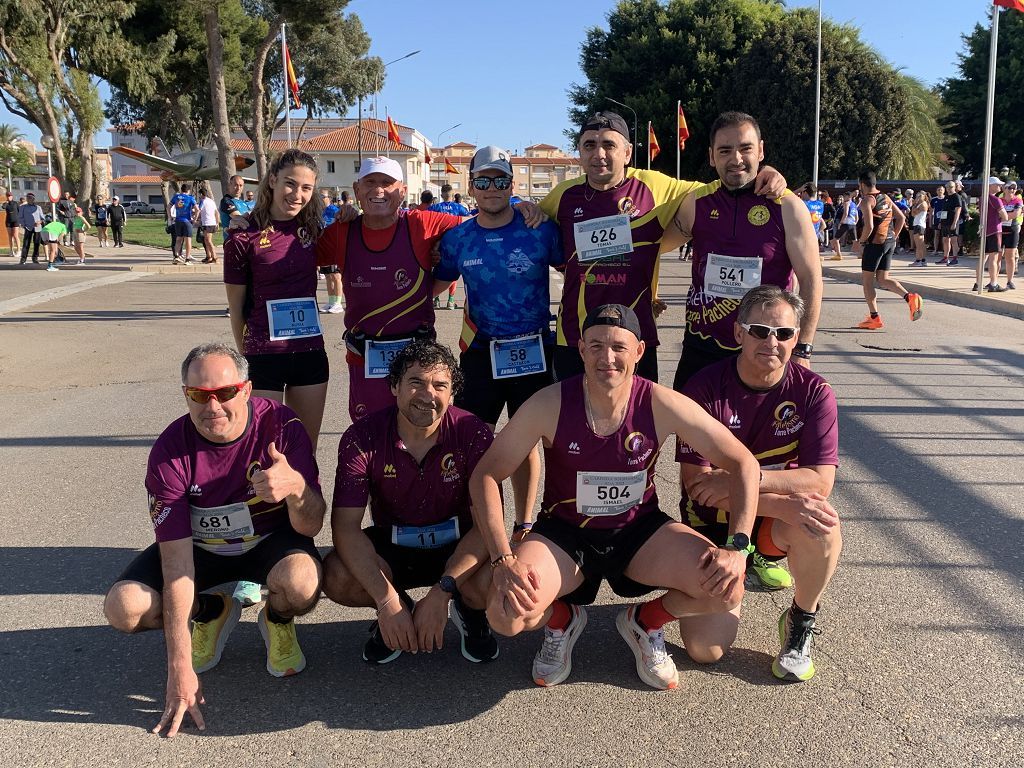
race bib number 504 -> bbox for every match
[575,470,646,517]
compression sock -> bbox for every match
[870,312,879,319]
[266,604,293,624]
[903,293,911,302]
[192,593,224,623]
[637,596,677,631]
[546,599,571,631]
[791,600,818,619]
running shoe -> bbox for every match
[171,256,182,265]
[363,591,414,665]
[532,604,588,687]
[856,316,884,330]
[828,253,843,261]
[446,298,458,310]
[1007,281,1016,290]
[232,580,263,607]
[449,594,499,663]
[947,258,959,266]
[907,293,923,321]
[327,303,344,314]
[257,606,306,677]
[935,258,949,265]
[433,297,441,309]
[772,607,822,682]
[987,284,1006,293]
[615,604,679,690]
[46,264,58,272]
[192,594,242,673]
[748,552,793,590]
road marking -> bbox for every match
[0,272,146,316]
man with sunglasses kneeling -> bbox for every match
[676,286,841,682]
[104,343,325,738]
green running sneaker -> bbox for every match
[749,552,793,590]
[772,607,822,682]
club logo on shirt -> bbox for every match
[297,226,314,247]
[148,495,171,527]
[351,276,371,289]
[772,401,804,436]
[748,205,770,227]
[257,226,274,248]
[624,431,653,466]
[440,452,460,483]
[506,249,531,275]
[618,196,641,219]
[394,268,412,290]
[383,463,397,479]
[354,402,368,418]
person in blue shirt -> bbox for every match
[433,144,563,537]
[799,183,825,248]
[219,175,252,241]
[168,182,199,264]
[321,190,340,227]
[429,184,472,308]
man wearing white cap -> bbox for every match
[316,156,468,421]
[979,176,1009,292]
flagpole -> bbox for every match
[385,107,391,159]
[647,121,651,170]
[281,23,292,147]
[976,6,1000,294]
[812,0,822,189]
[676,100,681,180]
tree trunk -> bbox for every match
[248,17,283,179]
[203,5,236,194]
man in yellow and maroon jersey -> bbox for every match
[525,111,788,383]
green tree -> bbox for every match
[940,6,1024,177]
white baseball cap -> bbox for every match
[988,176,1004,186]
[357,156,403,183]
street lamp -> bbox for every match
[434,122,461,189]
[605,97,641,158]
[373,50,421,122]
[5,158,12,195]
[360,50,422,166]
[39,134,56,218]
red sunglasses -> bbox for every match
[183,382,248,404]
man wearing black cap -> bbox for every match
[469,303,761,691]
[523,110,787,383]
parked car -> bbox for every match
[124,201,161,214]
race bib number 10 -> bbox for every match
[573,215,633,262]
[266,297,322,341]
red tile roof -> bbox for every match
[526,143,559,150]
[231,122,416,154]
[111,175,163,183]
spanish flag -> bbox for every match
[424,146,432,164]
[678,102,690,150]
[995,0,1024,11]
[648,122,661,162]
[386,116,402,145]
[284,45,300,109]
[444,157,458,175]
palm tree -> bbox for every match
[0,124,24,146]
[882,75,952,179]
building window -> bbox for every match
[452,182,460,189]
[519,167,527,174]
[354,161,361,173]
[327,161,336,173]
[12,180,19,189]
[519,183,527,190]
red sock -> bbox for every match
[546,599,571,631]
[637,596,676,631]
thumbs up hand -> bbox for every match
[251,441,300,503]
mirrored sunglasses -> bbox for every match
[741,323,798,341]
[471,176,512,191]
[183,382,248,404]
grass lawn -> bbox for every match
[121,217,178,249]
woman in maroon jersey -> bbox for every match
[224,149,328,449]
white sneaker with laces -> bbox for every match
[616,604,679,690]
[532,604,587,687]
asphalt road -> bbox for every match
[0,255,1021,767]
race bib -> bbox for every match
[937,211,947,220]
[576,470,646,517]
[189,501,255,549]
[392,517,460,549]
[573,214,633,262]
[704,253,763,299]
[364,337,413,379]
[266,297,321,341]
[490,333,546,379]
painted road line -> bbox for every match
[0,272,146,316]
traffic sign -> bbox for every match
[47,176,62,203]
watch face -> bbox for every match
[729,533,751,550]
[439,575,457,594]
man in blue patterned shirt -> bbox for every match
[434,145,562,537]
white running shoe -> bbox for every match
[532,604,587,687]
[616,604,679,690]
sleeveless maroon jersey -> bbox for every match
[541,375,661,530]
[343,212,434,337]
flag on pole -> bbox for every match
[677,103,690,150]
[994,0,1024,12]
[648,122,661,162]
[444,157,458,175]
[424,146,432,164]
[284,45,300,109]
[386,116,402,145]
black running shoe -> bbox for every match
[449,593,498,663]
[362,591,414,665]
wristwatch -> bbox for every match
[724,533,756,555]
[793,342,813,359]
[438,575,458,597]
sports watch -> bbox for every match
[438,575,458,596]
[724,533,756,555]
[793,342,813,359]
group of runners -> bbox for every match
[102,109,844,738]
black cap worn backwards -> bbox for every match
[581,303,642,341]
[581,111,631,142]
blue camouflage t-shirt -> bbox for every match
[435,210,563,348]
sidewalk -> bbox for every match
[820,246,1024,320]
[0,240,220,274]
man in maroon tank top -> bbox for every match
[469,304,762,690]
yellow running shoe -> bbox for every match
[258,606,306,677]
[192,594,242,673]
[748,552,794,590]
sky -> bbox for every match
[0,1,996,153]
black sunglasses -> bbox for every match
[741,323,798,341]
[471,176,512,191]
